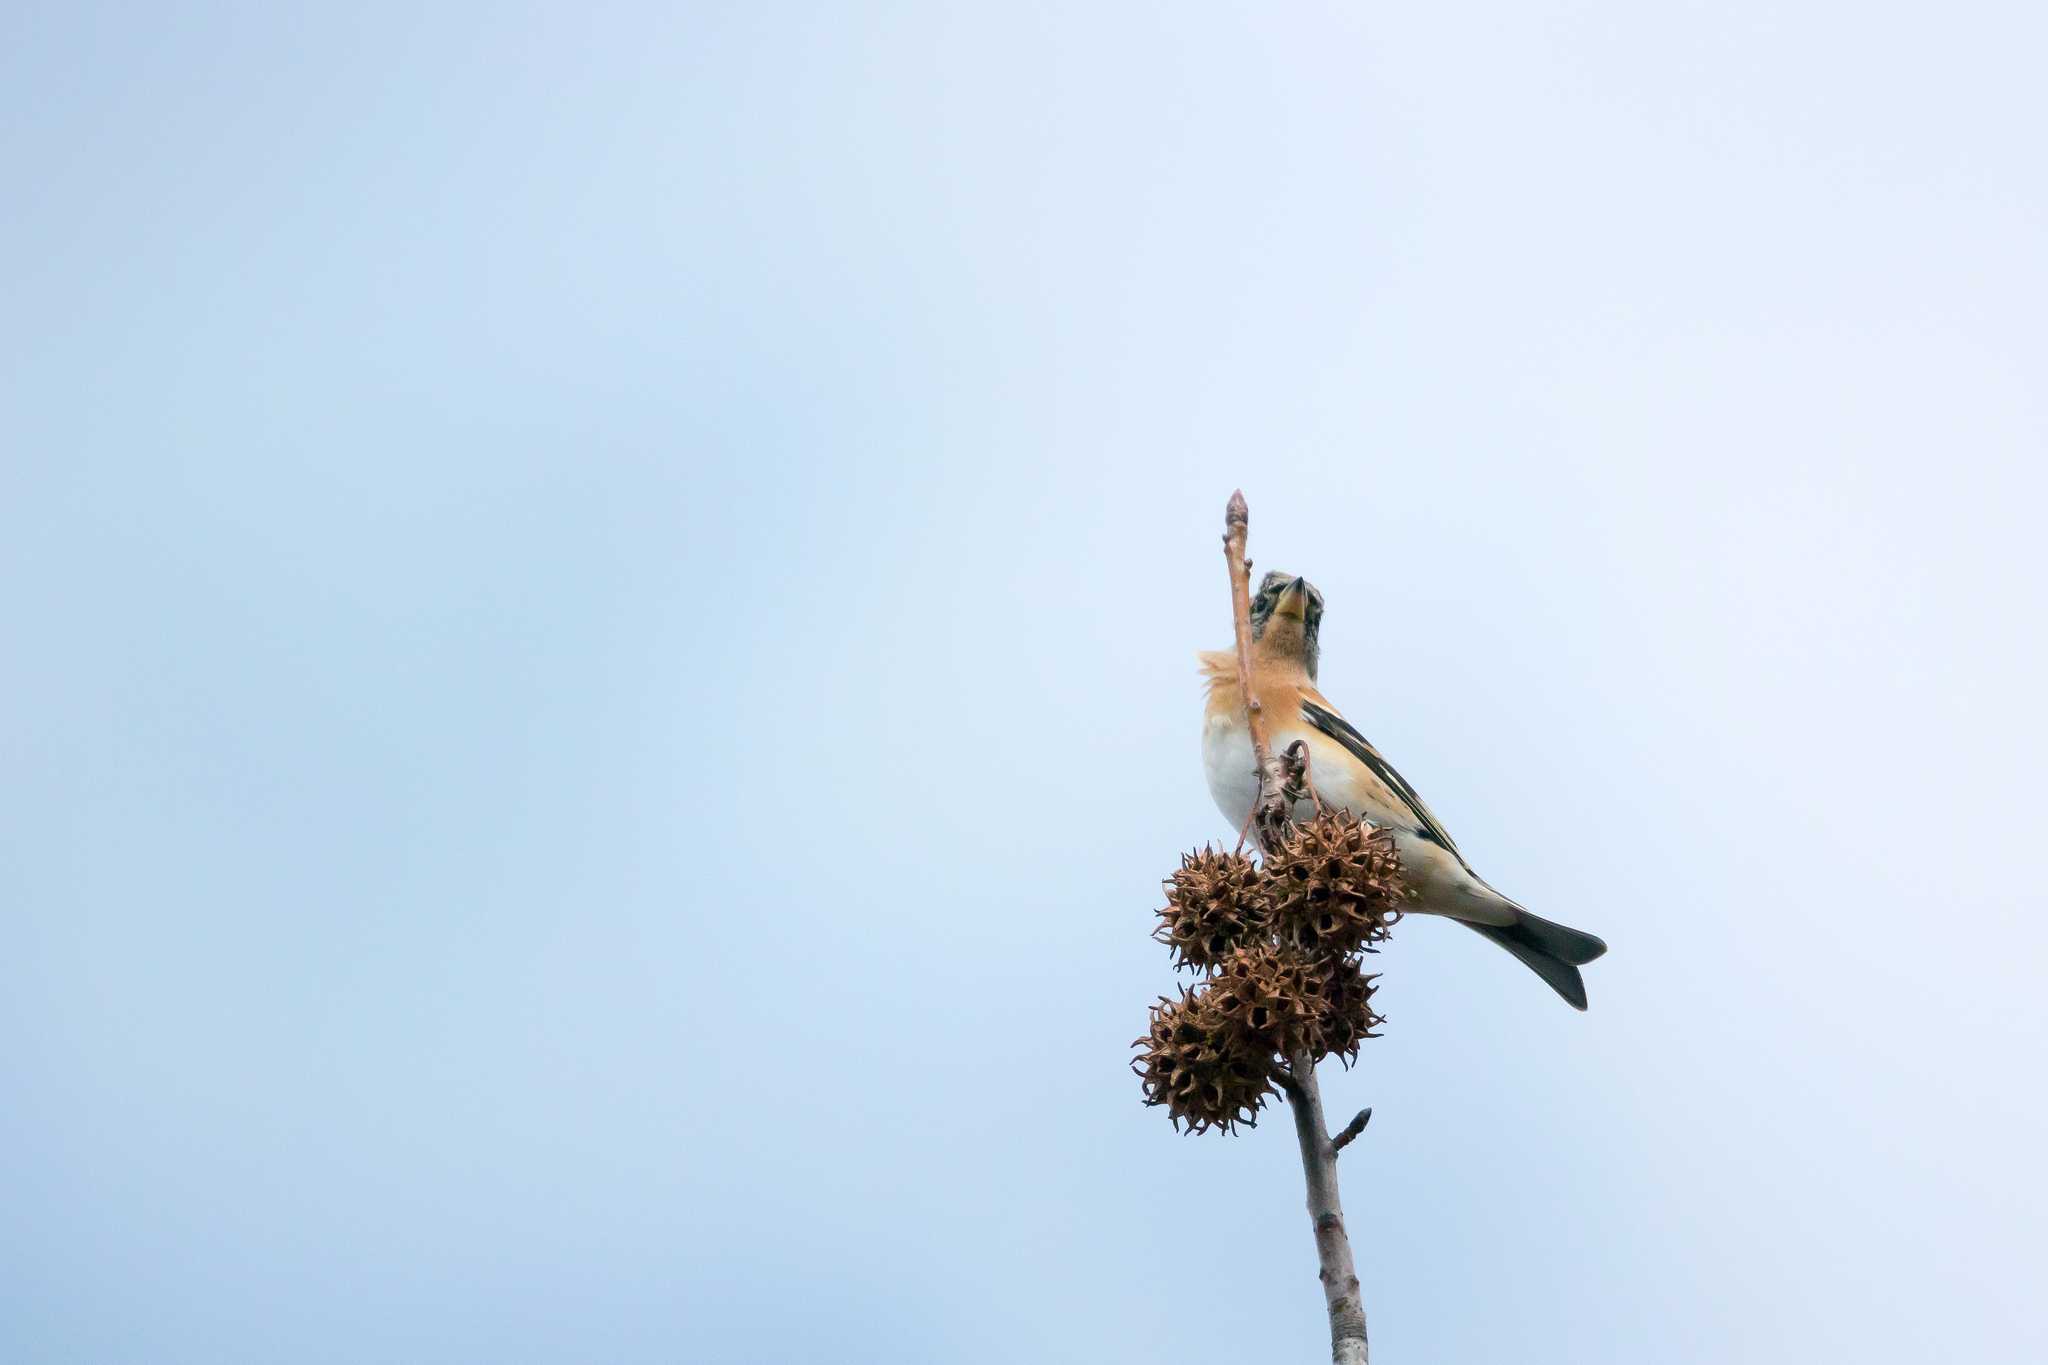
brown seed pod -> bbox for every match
[1264,809,1405,955]
[1154,846,1269,971]
[1131,984,1277,1134]
[1309,957,1385,1069]
[1206,943,1328,1058]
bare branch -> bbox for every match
[1285,1049,1370,1364]
[1224,493,1370,1365]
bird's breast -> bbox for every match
[1202,710,1261,831]
[1202,704,1420,840]
[1202,708,1328,832]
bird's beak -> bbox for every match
[1273,576,1310,620]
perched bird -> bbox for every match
[1201,571,1608,1008]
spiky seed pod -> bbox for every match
[1131,985,1277,1134]
[1309,957,1385,1069]
[1265,809,1405,955]
[1154,846,1269,971]
[1206,943,1328,1058]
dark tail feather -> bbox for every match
[1465,910,1608,1011]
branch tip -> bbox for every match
[1332,1108,1373,1153]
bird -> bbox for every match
[1201,571,1608,1008]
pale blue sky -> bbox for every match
[4,4,2045,1362]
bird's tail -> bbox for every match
[1463,909,1609,1011]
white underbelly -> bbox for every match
[1202,714,1320,832]
[1200,711,1507,921]
[1201,709,1429,844]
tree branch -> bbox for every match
[1285,1049,1370,1365]
[1222,492,1369,1365]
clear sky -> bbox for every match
[5,4,2045,1362]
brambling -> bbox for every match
[1202,572,1608,1008]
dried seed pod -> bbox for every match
[1309,957,1385,1069]
[1265,810,1405,955]
[1131,985,1276,1134]
[1207,943,1327,1058]
[1154,846,1269,971]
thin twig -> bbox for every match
[1332,1108,1373,1154]
[1222,493,1292,854]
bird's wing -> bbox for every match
[1299,697,1471,871]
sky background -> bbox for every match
[5,3,2046,1362]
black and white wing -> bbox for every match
[1299,698,1472,872]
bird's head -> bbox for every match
[1249,570,1325,680]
